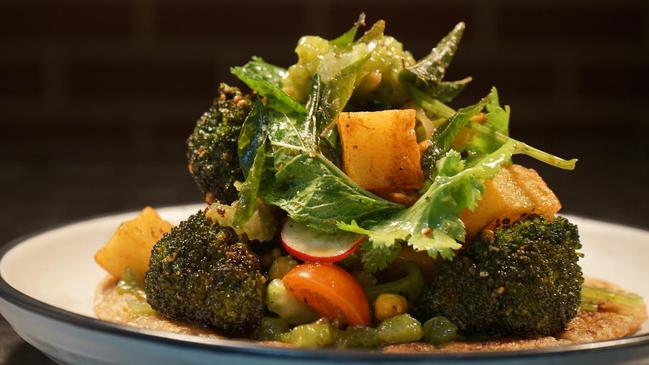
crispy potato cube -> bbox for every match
[460,164,562,237]
[95,207,172,281]
[508,164,561,219]
[337,109,424,191]
[460,166,534,237]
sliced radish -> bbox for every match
[281,219,367,263]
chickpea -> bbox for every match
[268,255,298,281]
[374,293,408,321]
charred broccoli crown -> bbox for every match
[413,215,583,337]
[187,84,252,204]
[144,210,265,336]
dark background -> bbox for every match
[0,0,648,363]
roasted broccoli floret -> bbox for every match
[144,210,265,335]
[413,215,583,337]
[186,84,252,204]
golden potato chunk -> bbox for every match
[337,109,424,191]
[95,207,172,281]
[460,164,561,237]
[508,164,562,219]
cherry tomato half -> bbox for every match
[282,263,371,326]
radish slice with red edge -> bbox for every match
[281,219,367,263]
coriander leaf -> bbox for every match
[339,142,517,267]
[231,57,306,115]
[433,94,489,152]
[358,240,402,273]
[464,87,511,160]
[467,122,578,170]
[415,88,578,170]
[485,87,510,135]
[337,220,405,248]
[421,94,489,178]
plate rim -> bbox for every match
[1,205,649,362]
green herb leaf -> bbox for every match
[408,85,456,119]
[400,22,465,87]
[238,99,267,177]
[485,87,510,135]
[306,50,371,162]
[434,94,489,152]
[231,57,307,115]
[339,142,517,270]
[420,93,489,179]
[464,87,511,160]
[357,19,385,44]
[415,88,578,170]
[329,13,365,47]
[358,240,402,273]
[233,140,267,228]
[466,122,577,170]
[426,77,473,103]
[337,220,405,248]
[399,23,470,104]
[262,111,402,233]
[235,100,276,227]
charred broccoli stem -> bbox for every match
[186,84,252,204]
[144,211,265,336]
[413,215,583,337]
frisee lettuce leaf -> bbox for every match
[338,141,517,272]
[231,57,307,115]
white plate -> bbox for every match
[1,204,648,365]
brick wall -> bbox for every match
[1,0,648,242]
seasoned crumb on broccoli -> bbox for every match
[186,84,252,204]
[413,215,583,337]
[144,210,265,336]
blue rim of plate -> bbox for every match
[0,208,648,362]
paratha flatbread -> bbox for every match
[94,276,647,352]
